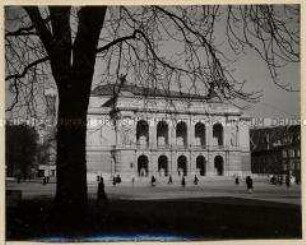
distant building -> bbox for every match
[36,88,57,178]
[250,125,301,179]
[86,82,251,182]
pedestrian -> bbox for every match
[151,175,156,187]
[116,174,121,184]
[181,176,186,187]
[235,176,240,185]
[168,175,173,185]
[17,175,21,184]
[270,175,276,185]
[131,176,135,187]
[285,175,290,189]
[278,175,283,185]
[112,176,116,186]
[246,176,253,193]
[97,177,109,222]
[194,175,199,185]
[42,176,47,185]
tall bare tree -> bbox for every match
[5,5,299,224]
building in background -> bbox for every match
[86,82,251,183]
[250,125,301,180]
[36,88,57,179]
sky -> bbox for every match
[5,5,300,123]
[229,50,300,119]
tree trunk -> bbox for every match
[40,6,108,227]
[53,80,91,226]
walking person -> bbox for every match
[97,177,109,222]
[151,175,156,187]
[168,175,173,185]
[116,174,122,184]
[42,176,47,185]
[235,176,240,185]
[181,176,186,187]
[246,176,253,193]
[285,175,290,189]
[194,175,199,185]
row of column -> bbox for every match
[135,120,239,148]
[136,153,226,177]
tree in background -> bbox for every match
[6,123,39,179]
[5,5,300,224]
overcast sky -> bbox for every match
[5,5,300,122]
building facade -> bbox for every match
[250,125,301,180]
[86,84,251,182]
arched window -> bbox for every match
[158,155,168,177]
[138,155,149,177]
[176,121,187,147]
[213,123,223,146]
[136,120,149,147]
[195,122,206,147]
[157,121,169,146]
[214,155,224,176]
[196,155,206,176]
[177,155,188,176]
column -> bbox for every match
[149,117,156,149]
[150,153,157,177]
[190,154,196,176]
[170,121,176,147]
[187,119,191,148]
[223,124,230,148]
[131,116,137,148]
[189,118,195,148]
[236,124,240,147]
[206,124,213,147]
[207,152,214,176]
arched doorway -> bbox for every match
[177,155,187,176]
[157,121,169,146]
[176,121,187,147]
[213,123,223,146]
[136,120,149,147]
[158,155,168,177]
[214,155,224,176]
[195,122,206,147]
[196,155,206,176]
[138,155,149,177]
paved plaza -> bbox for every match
[7,178,301,206]
[6,178,302,240]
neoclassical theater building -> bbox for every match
[86,84,251,182]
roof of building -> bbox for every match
[91,83,212,100]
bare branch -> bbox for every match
[5,56,49,81]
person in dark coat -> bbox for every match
[42,176,47,185]
[194,175,199,185]
[116,175,121,184]
[168,175,173,185]
[112,176,117,186]
[246,176,253,193]
[181,176,186,187]
[235,176,240,185]
[97,177,109,222]
[285,175,290,188]
[151,175,156,187]
[97,177,108,207]
[278,175,283,185]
